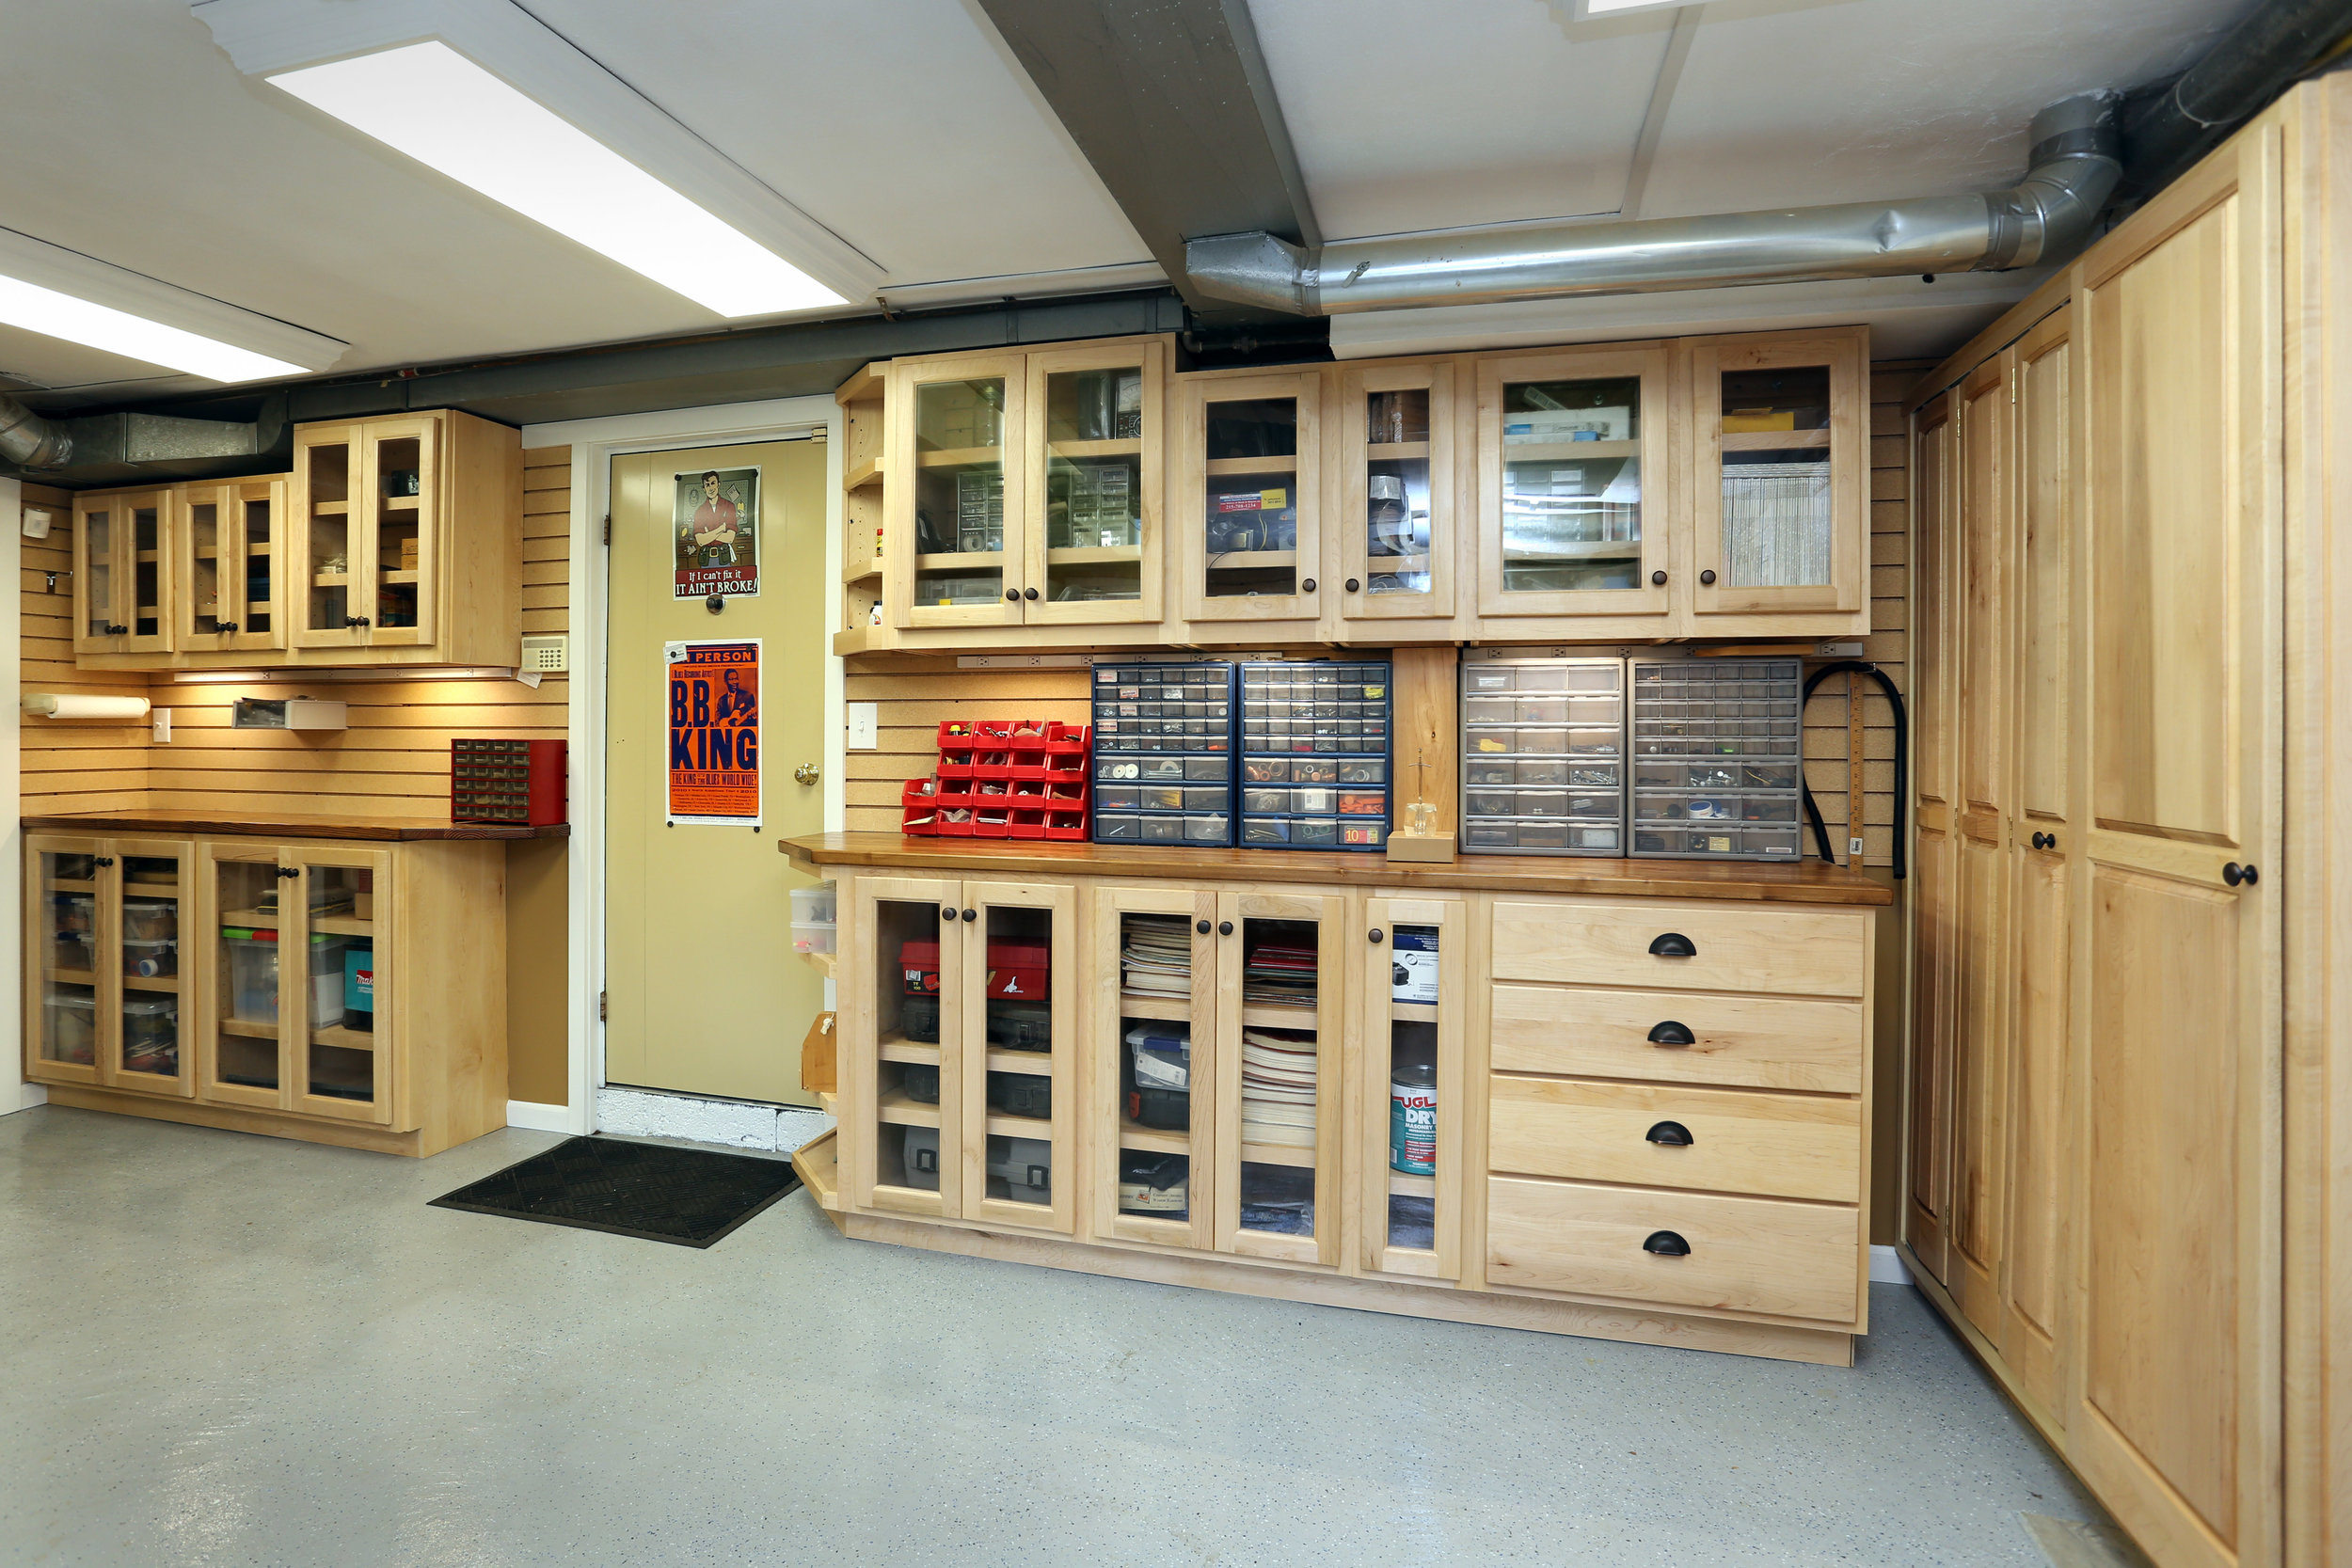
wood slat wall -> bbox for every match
[844,657,1092,832]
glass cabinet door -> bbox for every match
[179,482,284,653]
[958,880,1076,1233]
[288,852,392,1124]
[201,843,292,1109]
[1178,370,1323,625]
[1338,360,1456,622]
[1090,884,1219,1251]
[1691,331,1867,620]
[293,424,365,647]
[889,356,1025,629]
[1361,899,1467,1279]
[1212,889,1345,1265]
[111,842,193,1097]
[72,496,119,652]
[1022,341,1164,626]
[849,876,964,1216]
[27,837,105,1086]
[358,418,437,646]
[230,478,287,649]
[1476,348,1670,622]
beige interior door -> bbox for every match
[606,439,829,1104]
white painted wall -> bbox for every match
[0,477,34,1116]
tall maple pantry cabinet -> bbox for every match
[1903,75,2352,1568]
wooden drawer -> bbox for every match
[1490,984,1865,1093]
[1489,1076,1862,1202]
[1490,899,1869,997]
[1486,1176,1860,1323]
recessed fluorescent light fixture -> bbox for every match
[0,227,342,385]
[268,41,846,318]
[1568,0,1687,13]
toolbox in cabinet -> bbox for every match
[1458,653,1625,855]
[1236,658,1393,850]
[1091,659,1236,847]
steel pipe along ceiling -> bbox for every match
[1185,93,2123,316]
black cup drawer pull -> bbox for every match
[1643,1230,1691,1258]
[1647,932,1697,958]
[1645,1120,1694,1147]
[1646,1021,1695,1047]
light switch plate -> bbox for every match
[151,708,170,743]
[846,702,878,750]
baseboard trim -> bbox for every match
[504,1100,578,1134]
[1869,1244,1914,1286]
[4,1084,48,1115]
[595,1084,835,1153]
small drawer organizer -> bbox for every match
[451,737,567,826]
[1090,659,1236,846]
[1237,658,1392,850]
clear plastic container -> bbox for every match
[123,937,178,977]
[46,990,96,1064]
[121,997,179,1074]
[120,898,178,942]
[222,930,279,1023]
[791,923,838,955]
[787,883,837,927]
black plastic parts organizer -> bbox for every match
[1091,660,1236,846]
[1238,658,1393,850]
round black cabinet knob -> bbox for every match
[1699,569,1717,585]
[1024,587,1039,600]
[1301,578,1317,592]
[1196,919,1212,935]
[2222,862,2260,887]
[1651,570,1668,586]
[1643,1230,1692,1257]
[940,905,955,922]
[1345,578,1360,593]
[1004,590,1019,602]
[1368,928,1385,944]
[961,908,977,922]
[1217,921,1233,936]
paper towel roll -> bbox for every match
[23,693,151,721]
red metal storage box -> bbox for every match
[452,738,566,826]
[900,940,1050,999]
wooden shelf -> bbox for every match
[46,967,96,985]
[382,496,421,511]
[914,550,1005,572]
[1391,1002,1439,1023]
[1045,546,1143,566]
[381,570,419,584]
[844,456,883,491]
[877,1087,941,1127]
[879,1035,940,1065]
[1365,554,1431,573]
[1366,441,1432,460]
[915,446,1003,469]
[1119,991,1188,1021]
[1239,1140,1316,1169]
[1721,427,1831,452]
[136,550,160,563]
[985,1110,1052,1137]
[1387,1171,1437,1198]
[985,1049,1052,1074]
[841,559,881,584]
[1205,550,1297,571]
[1503,439,1638,460]
[311,915,373,936]
[310,501,350,515]
[1118,1117,1189,1155]
[1241,1003,1317,1030]
[43,878,97,893]
[798,946,837,979]
[217,1017,277,1039]
[311,1025,376,1053]
[1501,539,1644,562]
[124,975,181,993]
[1204,455,1297,477]
[311,572,350,588]
[1047,438,1142,461]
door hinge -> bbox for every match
[598,990,607,1022]
[602,514,611,546]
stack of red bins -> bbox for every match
[899,721,1089,839]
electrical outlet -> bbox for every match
[1815,641,1865,658]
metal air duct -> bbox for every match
[0,390,284,482]
[0,394,72,468]
[1185,93,2122,316]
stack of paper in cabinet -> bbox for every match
[1241,942,1317,1007]
[1120,914,1191,998]
[1240,1030,1317,1148]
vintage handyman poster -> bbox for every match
[673,466,761,599]
[665,640,761,827]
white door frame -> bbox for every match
[519,396,845,1133]
[0,476,30,1116]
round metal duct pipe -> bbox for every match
[1186,93,2122,316]
[0,393,72,469]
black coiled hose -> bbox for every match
[1798,661,1909,879]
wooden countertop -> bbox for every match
[781,832,1893,907]
[24,809,570,843]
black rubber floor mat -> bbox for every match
[431,1135,802,1247]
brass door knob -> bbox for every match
[793,763,820,785]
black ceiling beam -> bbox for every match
[974,0,1319,320]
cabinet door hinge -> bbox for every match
[598,990,608,1022]
[602,514,612,546]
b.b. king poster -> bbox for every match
[666,640,760,827]
[674,466,760,600]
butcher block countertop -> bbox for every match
[24,808,570,842]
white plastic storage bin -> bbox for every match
[789,881,838,955]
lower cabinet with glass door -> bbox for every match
[23,829,509,1157]
[803,841,1883,1367]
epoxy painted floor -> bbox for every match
[0,1106,2118,1568]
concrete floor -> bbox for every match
[0,1106,2120,1568]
